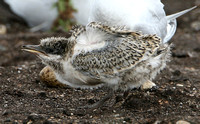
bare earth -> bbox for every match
[0,1,200,123]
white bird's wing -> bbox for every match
[89,0,197,44]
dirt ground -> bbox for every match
[0,1,200,123]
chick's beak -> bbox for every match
[22,45,48,56]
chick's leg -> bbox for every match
[80,89,114,109]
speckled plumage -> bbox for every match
[23,22,171,91]
[24,22,168,90]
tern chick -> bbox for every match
[23,22,171,108]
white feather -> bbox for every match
[71,0,93,25]
[88,0,196,43]
[89,0,167,40]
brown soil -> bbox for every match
[0,1,200,123]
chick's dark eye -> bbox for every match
[54,41,62,49]
[45,47,54,53]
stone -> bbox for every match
[0,25,7,34]
[176,120,190,124]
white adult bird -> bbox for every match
[4,0,58,31]
[71,0,92,26]
[89,0,197,43]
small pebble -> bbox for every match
[176,84,184,87]
[191,21,200,31]
[0,45,7,51]
[0,24,7,34]
[114,114,120,117]
[176,120,190,124]
[141,80,156,90]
